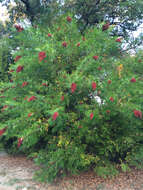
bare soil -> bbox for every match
[0,151,143,190]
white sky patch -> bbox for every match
[133,23,143,38]
[0,4,10,25]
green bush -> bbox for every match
[0,15,143,182]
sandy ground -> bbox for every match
[0,151,143,190]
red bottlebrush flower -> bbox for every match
[108,80,112,84]
[28,96,36,102]
[0,128,6,136]
[93,55,99,60]
[116,38,122,43]
[78,126,82,129]
[1,105,8,112]
[82,37,85,41]
[133,110,142,119]
[39,51,46,62]
[10,80,13,83]
[102,22,110,31]
[97,90,101,95]
[98,66,102,71]
[16,65,24,73]
[9,69,14,73]
[71,83,77,93]
[13,98,17,100]
[42,83,48,87]
[18,138,23,148]
[76,42,80,47]
[90,112,94,120]
[61,95,64,101]
[52,112,59,121]
[22,81,28,87]
[11,86,15,88]
[130,78,136,82]
[18,28,24,32]
[62,41,67,47]
[106,110,111,114]
[67,16,72,22]
[0,96,6,98]
[14,56,22,62]
[92,82,97,90]
[24,96,28,100]
[15,24,24,32]
[109,97,114,102]
[48,33,52,37]
[28,113,33,117]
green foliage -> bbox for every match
[0,37,12,82]
[94,164,119,179]
[0,14,143,182]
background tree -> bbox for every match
[63,0,143,49]
[0,0,61,25]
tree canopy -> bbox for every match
[1,0,143,50]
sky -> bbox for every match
[0,3,10,25]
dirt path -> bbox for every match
[0,151,143,190]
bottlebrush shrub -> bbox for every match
[0,15,143,182]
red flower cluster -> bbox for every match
[90,112,94,120]
[82,37,85,41]
[48,33,52,37]
[16,65,24,73]
[92,82,97,90]
[0,96,6,98]
[61,95,64,101]
[109,97,114,102]
[133,110,142,119]
[14,56,22,62]
[130,78,136,82]
[106,110,111,114]
[39,52,46,62]
[93,55,99,60]
[28,96,36,102]
[52,112,59,121]
[0,128,6,136]
[1,105,8,112]
[71,83,77,93]
[102,22,110,31]
[98,67,102,71]
[24,96,28,100]
[67,16,72,22]
[18,138,23,148]
[108,80,112,84]
[76,42,80,47]
[22,82,28,87]
[28,113,33,117]
[62,42,67,47]
[42,83,48,87]
[15,24,24,32]
[116,38,122,43]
